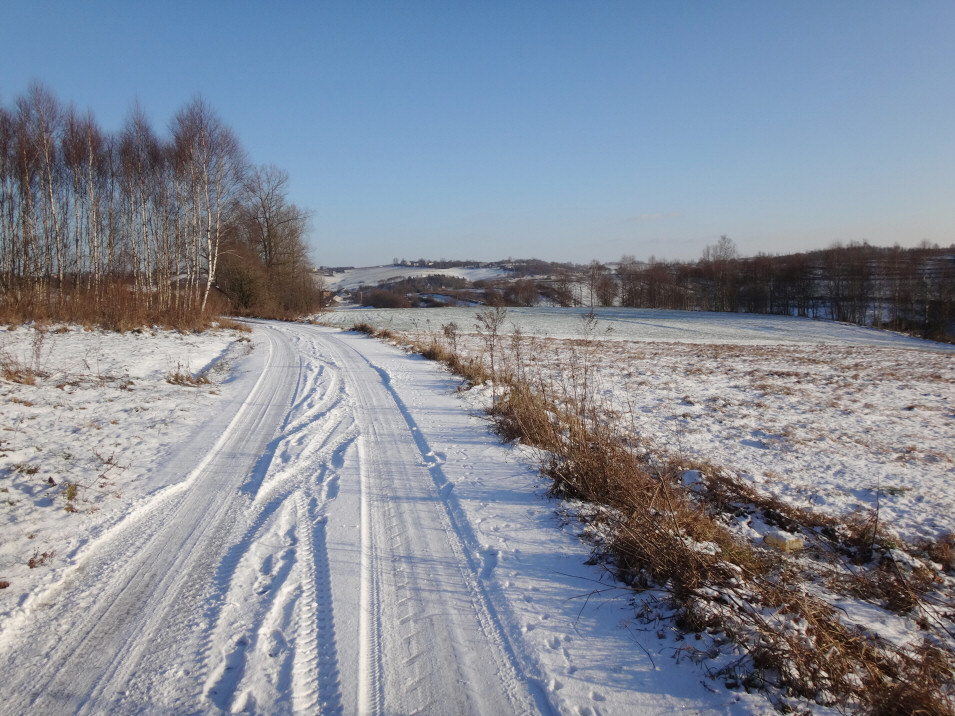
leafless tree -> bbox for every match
[0,84,325,323]
[552,267,576,307]
[700,234,738,311]
[172,97,246,311]
[587,260,617,307]
[240,164,309,272]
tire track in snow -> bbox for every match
[198,325,353,714]
[0,328,299,713]
[299,493,344,715]
[202,496,302,712]
[318,330,548,715]
[358,431,386,716]
[362,354,556,713]
[0,321,574,713]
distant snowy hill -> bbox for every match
[322,265,509,291]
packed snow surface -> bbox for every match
[323,307,955,545]
[0,321,773,714]
[323,264,509,291]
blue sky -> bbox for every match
[2,1,953,267]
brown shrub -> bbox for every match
[922,532,955,573]
[0,280,230,333]
[392,323,955,712]
[166,365,211,386]
[215,318,252,333]
[863,642,955,716]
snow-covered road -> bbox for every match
[0,323,761,714]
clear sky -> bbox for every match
[2,1,953,267]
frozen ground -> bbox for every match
[321,307,955,545]
[319,305,955,350]
[319,306,955,708]
[0,325,248,603]
[0,321,776,714]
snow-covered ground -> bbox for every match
[321,306,955,710]
[2,312,951,713]
[319,305,955,350]
[0,321,775,714]
[0,324,249,604]
[322,307,955,545]
[322,264,509,291]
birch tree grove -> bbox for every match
[172,98,246,312]
[0,83,319,327]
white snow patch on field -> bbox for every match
[320,305,955,350]
[323,264,509,290]
[324,307,955,543]
[537,339,954,544]
[0,324,248,619]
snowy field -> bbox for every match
[322,306,955,544]
[0,325,249,611]
[323,306,955,709]
[0,321,775,714]
[1,313,951,712]
[322,305,955,350]
[322,264,509,291]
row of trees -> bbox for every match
[365,243,952,342]
[584,239,953,341]
[0,82,320,327]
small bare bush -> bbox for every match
[351,322,377,335]
[27,549,55,569]
[0,340,46,386]
[166,364,211,386]
[420,340,449,362]
[922,532,955,573]
[215,318,252,333]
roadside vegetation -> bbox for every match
[0,323,246,599]
[0,82,323,331]
[351,310,955,714]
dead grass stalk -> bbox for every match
[398,319,954,714]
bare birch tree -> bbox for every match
[172,98,246,311]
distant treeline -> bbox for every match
[363,241,955,342]
[579,238,954,341]
[0,82,321,329]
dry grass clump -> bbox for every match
[922,533,955,573]
[350,321,394,340]
[1,325,50,385]
[27,549,55,569]
[418,339,449,363]
[690,466,834,534]
[385,314,955,714]
[0,282,239,333]
[1,357,39,385]
[865,643,955,716]
[836,561,937,616]
[350,321,377,335]
[165,364,211,386]
[418,340,491,386]
[486,381,555,444]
